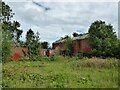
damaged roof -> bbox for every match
[53,34,89,44]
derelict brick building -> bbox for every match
[52,34,91,55]
[11,47,54,61]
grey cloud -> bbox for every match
[5,1,118,45]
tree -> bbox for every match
[64,35,69,39]
[33,32,40,55]
[41,41,49,49]
[64,36,73,56]
[115,40,120,59]
[0,25,2,63]
[2,2,23,42]
[60,35,69,40]
[1,2,14,62]
[72,32,79,37]
[25,29,35,46]
[1,2,23,62]
[88,20,119,58]
[25,29,40,58]
[12,21,23,42]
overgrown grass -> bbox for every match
[73,57,118,68]
[2,56,118,88]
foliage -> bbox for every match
[0,0,1,13]
[2,57,118,88]
[72,32,79,37]
[64,37,73,56]
[76,52,84,59]
[60,35,69,40]
[2,2,23,42]
[88,20,119,58]
[1,2,23,62]
[25,29,40,58]
[41,41,49,49]
[2,31,12,62]
[0,25,2,63]
[19,41,25,47]
[76,52,92,59]
[115,40,120,59]
[72,32,87,37]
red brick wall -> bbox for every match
[40,48,47,56]
[54,38,91,56]
[73,40,80,55]
[11,38,91,61]
[11,47,28,61]
[49,50,55,57]
[80,39,91,53]
[11,47,55,61]
[73,38,91,55]
[53,42,65,54]
[11,47,49,61]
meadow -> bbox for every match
[2,56,118,88]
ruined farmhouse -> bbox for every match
[52,34,91,55]
[11,34,91,61]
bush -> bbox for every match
[76,52,91,59]
[50,55,57,61]
[2,30,12,63]
[88,20,119,59]
[76,52,84,59]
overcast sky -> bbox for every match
[4,0,118,46]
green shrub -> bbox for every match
[40,56,51,61]
[76,52,92,60]
[88,20,119,59]
[50,56,57,61]
[31,56,41,61]
[46,73,68,88]
[2,31,12,63]
[76,52,84,59]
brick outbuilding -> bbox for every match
[11,47,54,61]
[52,34,91,55]
[11,47,28,61]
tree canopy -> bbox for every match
[1,2,23,62]
[64,36,73,56]
[2,2,23,42]
[25,29,40,58]
[88,20,119,58]
[72,32,79,37]
[41,41,49,49]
